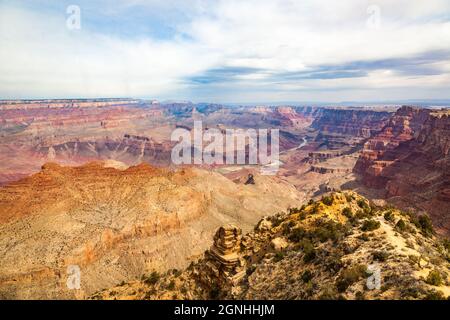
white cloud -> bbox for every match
[0,0,449,101]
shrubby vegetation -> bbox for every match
[361,219,380,231]
[342,207,353,218]
[373,250,389,262]
[298,239,316,263]
[416,215,434,236]
[383,211,394,222]
[143,271,160,285]
[301,270,313,283]
[395,219,407,232]
[425,270,443,286]
[322,195,333,206]
[336,265,367,293]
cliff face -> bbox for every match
[354,106,430,186]
[311,108,392,138]
[0,162,303,299]
[0,100,169,185]
[32,135,174,166]
[272,106,315,128]
[355,108,450,235]
[94,192,450,300]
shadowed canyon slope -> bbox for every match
[0,161,302,299]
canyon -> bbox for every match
[94,192,450,300]
[0,161,302,299]
[0,99,449,299]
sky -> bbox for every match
[0,0,450,103]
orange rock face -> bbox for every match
[0,160,304,299]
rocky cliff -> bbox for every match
[355,107,450,235]
[311,108,392,138]
[0,161,303,299]
[93,192,450,300]
[354,106,430,186]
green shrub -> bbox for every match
[361,219,380,231]
[288,207,303,214]
[357,199,369,210]
[355,209,371,220]
[401,286,422,299]
[271,217,282,228]
[312,220,349,243]
[373,250,389,262]
[342,207,353,218]
[336,265,367,293]
[144,271,160,286]
[395,219,407,232]
[424,290,445,300]
[171,268,182,277]
[209,285,220,299]
[301,270,314,283]
[355,291,365,300]
[299,239,316,263]
[288,227,306,242]
[282,220,296,235]
[167,280,175,290]
[325,255,344,274]
[417,215,434,236]
[443,238,450,251]
[425,270,443,286]
[322,196,333,206]
[274,251,285,262]
[311,203,321,214]
[318,285,339,300]
[384,211,394,222]
[345,193,354,202]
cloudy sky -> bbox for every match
[1,0,450,103]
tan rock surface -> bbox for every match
[0,161,303,299]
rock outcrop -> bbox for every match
[93,192,450,300]
[194,225,246,296]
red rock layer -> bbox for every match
[355,108,450,235]
[311,108,392,138]
[354,106,431,187]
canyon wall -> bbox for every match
[311,108,392,138]
[354,107,450,234]
[0,162,303,299]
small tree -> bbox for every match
[425,270,442,286]
[361,219,380,231]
